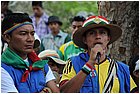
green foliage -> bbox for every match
[43,1,98,33]
[9,1,98,33]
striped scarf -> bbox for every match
[102,58,117,93]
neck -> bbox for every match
[9,47,28,60]
[52,30,59,36]
[35,12,43,18]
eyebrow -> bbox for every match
[19,30,35,34]
[20,30,35,32]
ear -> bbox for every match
[83,37,87,44]
[2,34,11,43]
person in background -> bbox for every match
[40,16,71,52]
[130,58,139,93]
[1,1,12,17]
[1,1,12,54]
[58,16,86,61]
[30,1,50,39]
[38,49,66,85]
[1,13,59,93]
[59,16,136,93]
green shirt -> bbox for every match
[58,41,85,61]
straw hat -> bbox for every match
[38,49,66,65]
[73,16,122,49]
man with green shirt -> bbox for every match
[58,16,86,61]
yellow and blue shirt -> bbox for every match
[60,52,136,93]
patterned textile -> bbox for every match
[1,47,48,82]
[58,41,85,61]
[30,12,50,39]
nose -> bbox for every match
[27,34,34,42]
[72,27,78,34]
[51,24,56,28]
[95,31,101,39]
[53,66,59,73]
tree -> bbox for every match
[98,1,139,63]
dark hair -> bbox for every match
[32,1,43,8]
[1,1,9,4]
[128,55,139,76]
[70,16,86,24]
[2,13,32,35]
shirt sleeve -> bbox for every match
[45,66,55,83]
[1,67,18,93]
[60,59,76,83]
[57,49,64,60]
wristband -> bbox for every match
[82,68,90,75]
[82,63,96,76]
[82,63,92,75]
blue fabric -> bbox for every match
[70,52,130,93]
[70,53,99,93]
[1,60,49,93]
[117,61,130,93]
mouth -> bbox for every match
[25,45,33,49]
[94,42,103,45]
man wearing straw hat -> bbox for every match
[38,49,66,85]
[38,49,66,74]
[1,13,59,93]
[60,16,136,93]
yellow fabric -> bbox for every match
[60,59,137,92]
[95,59,119,92]
[130,76,137,91]
[59,43,66,55]
[60,60,76,82]
[59,41,78,55]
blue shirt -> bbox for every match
[40,30,69,52]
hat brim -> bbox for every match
[73,24,122,49]
[49,56,66,65]
[46,21,62,26]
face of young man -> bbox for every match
[48,61,60,73]
[84,27,110,50]
[32,6,43,17]
[5,25,35,57]
[71,21,84,38]
[48,22,60,36]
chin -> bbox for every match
[24,49,34,54]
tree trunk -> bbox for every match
[98,1,139,63]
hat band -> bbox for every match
[4,21,33,34]
[83,17,109,27]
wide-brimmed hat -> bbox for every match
[73,16,122,49]
[38,49,66,65]
[46,16,62,25]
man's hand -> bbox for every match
[88,44,105,66]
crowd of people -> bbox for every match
[1,1,139,93]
